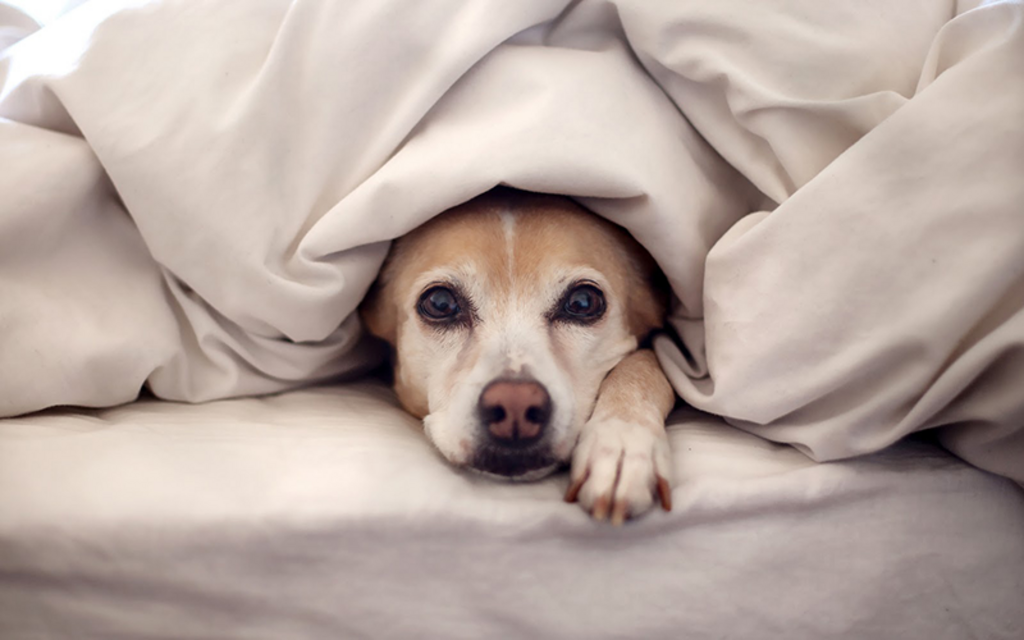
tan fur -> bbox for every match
[360,188,676,523]
[364,192,664,343]
[589,349,676,428]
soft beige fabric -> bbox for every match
[0,5,38,52]
[1,381,1022,639]
[637,1,1024,479]
[0,0,1021,480]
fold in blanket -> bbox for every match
[1,0,1021,481]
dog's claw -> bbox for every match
[592,495,611,521]
[610,500,629,526]
[564,471,588,504]
[656,474,672,512]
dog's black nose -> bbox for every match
[477,380,551,446]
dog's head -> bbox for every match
[360,189,666,479]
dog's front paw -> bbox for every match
[564,418,672,525]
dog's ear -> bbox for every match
[627,276,668,340]
[359,280,397,345]
[623,244,670,341]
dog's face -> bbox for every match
[361,190,665,480]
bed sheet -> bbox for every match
[1,381,1022,639]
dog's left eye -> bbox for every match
[418,286,462,321]
[558,284,606,322]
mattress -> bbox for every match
[2,380,1022,639]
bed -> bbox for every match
[3,381,1023,639]
[2,1,1023,637]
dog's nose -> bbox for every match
[478,380,551,446]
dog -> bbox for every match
[360,188,675,524]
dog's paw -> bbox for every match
[564,418,672,525]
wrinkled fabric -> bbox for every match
[0,0,1021,480]
[2,383,1022,639]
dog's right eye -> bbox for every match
[417,287,462,322]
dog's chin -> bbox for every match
[468,444,563,482]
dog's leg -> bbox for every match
[565,349,675,524]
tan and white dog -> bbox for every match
[360,188,676,524]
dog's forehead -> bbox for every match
[389,195,636,297]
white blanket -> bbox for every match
[1,0,1022,480]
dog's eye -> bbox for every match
[559,284,606,322]
[418,286,461,321]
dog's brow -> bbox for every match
[542,269,608,296]
[413,269,465,293]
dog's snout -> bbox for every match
[478,380,551,445]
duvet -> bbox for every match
[1,0,1022,483]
